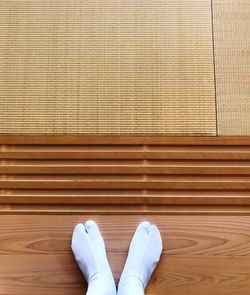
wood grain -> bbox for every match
[0,215,250,295]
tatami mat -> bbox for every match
[213,0,250,135]
[0,0,216,135]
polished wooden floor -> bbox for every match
[1,210,250,295]
[1,136,250,295]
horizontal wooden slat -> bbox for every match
[2,175,250,190]
[0,151,250,160]
[2,190,250,205]
[1,144,250,160]
[1,160,250,174]
[1,145,250,161]
[1,204,250,215]
[1,136,250,145]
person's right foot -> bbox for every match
[118,221,163,295]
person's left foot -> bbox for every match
[71,220,116,295]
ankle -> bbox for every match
[87,275,117,295]
[118,274,144,295]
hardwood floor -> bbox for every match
[1,136,250,294]
[1,212,250,295]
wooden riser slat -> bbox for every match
[0,148,250,160]
[2,179,250,190]
[0,136,250,145]
[1,189,250,205]
[1,196,250,205]
[1,165,250,174]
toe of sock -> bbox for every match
[130,221,151,246]
[71,223,87,248]
[84,220,105,244]
[138,221,151,232]
[148,224,163,253]
[85,220,97,230]
[149,224,162,239]
[73,223,87,236]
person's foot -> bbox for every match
[71,220,116,295]
[118,221,163,295]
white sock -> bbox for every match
[118,221,163,295]
[71,220,116,295]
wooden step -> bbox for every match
[1,136,250,205]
